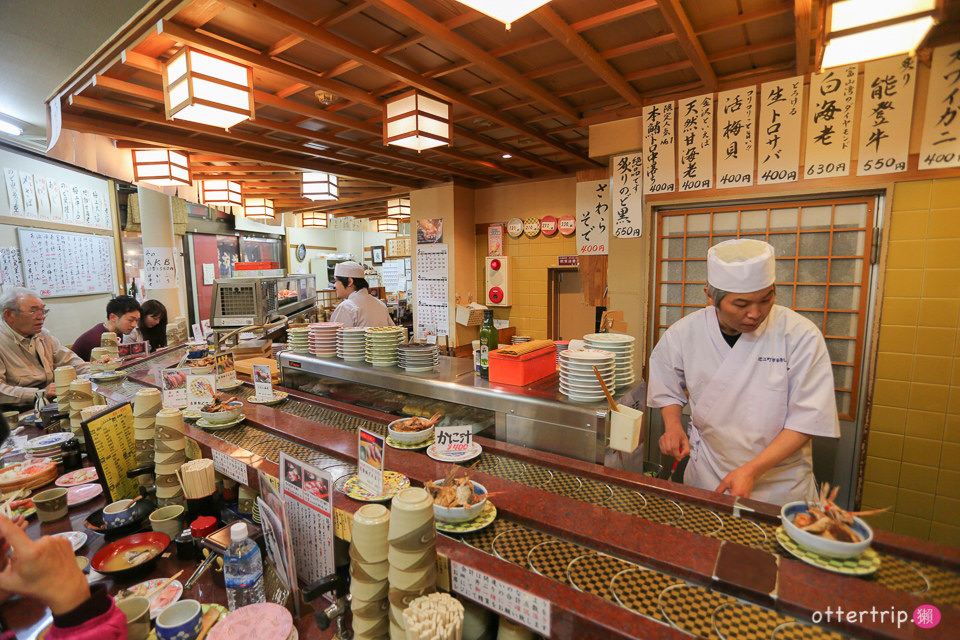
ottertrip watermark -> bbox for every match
[811,605,940,629]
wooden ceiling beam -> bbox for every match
[62,111,420,188]
[706,36,794,63]
[64,98,425,187]
[175,0,228,29]
[602,33,678,60]
[367,0,579,122]
[216,0,596,167]
[267,0,369,56]
[695,2,793,36]
[531,6,642,107]
[655,0,718,91]
[795,0,812,75]
[190,164,296,173]
[571,0,659,31]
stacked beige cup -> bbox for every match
[68,379,94,445]
[154,409,186,507]
[351,504,391,640]
[133,389,162,488]
[54,366,77,410]
[101,332,120,356]
[387,488,437,640]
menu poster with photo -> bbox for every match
[859,55,916,175]
[488,223,503,256]
[160,367,189,408]
[417,219,443,244]
[215,352,237,389]
[611,152,643,238]
[117,341,147,358]
[919,43,960,170]
[804,64,858,178]
[80,402,139,503]
[257,470,298,602]
[186,374,216,410]
[278,453,335,592]
[254,364,274,401]
[416,244,450,338]
[357,428,384,496]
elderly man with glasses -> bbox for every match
[0,287,88,409]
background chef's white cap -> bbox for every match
[334,261,365,278]
[707,239,776,293]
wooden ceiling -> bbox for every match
[49,0,960,217]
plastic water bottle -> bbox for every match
[224,522,265,610]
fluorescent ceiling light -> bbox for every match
[455,0,552,27]
[0,119,22,136]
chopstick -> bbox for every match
[145,570,184,599]
[592,366,618,412]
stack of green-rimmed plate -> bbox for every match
[287,327,310,353]
[337,327,367,361]
[365,326,404,367]
[583,333,636,389]
[397,343,439,372]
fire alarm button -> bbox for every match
[488,287,504,304]
[489,258,501,271]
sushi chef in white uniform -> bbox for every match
[328,261,394,328]
[647,238,839,505]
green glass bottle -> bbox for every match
[478,309,497,380]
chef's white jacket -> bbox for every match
[329,290,394,328]
[647,304,840,505]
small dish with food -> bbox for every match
[426,477,487,523]
[91,532,169,577]
[387,413,442,444]
[781,484,882,558]
[199,398,242,424]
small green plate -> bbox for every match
[248,391,288,405]
[775,527,881,576]
[436,501,497,534]
[386,435,434,450]
[340,471,409,502]
[196,414,246,430]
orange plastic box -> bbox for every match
[488,344,557,386]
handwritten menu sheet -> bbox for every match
[0,247,23,286]
[805,64,858,179]
[451,561,551,636]
[144,247,177,289]
[919,43,960,170]
[279,452,335,587]
[17,228,115,297]
[416,243,449,338]
[716,87,756,188]
[611,153,642,239]
[575,181,610,255]
[677,92,714,192]
[859,55,916,176]
[80,402,139,503]
[641,100,676,194]
[2,168,111,230]
[758,76,803,185]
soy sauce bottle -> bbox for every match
[60,438,82,472]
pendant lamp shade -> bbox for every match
[383,90,451,151]
[386,198,411,219]
[301,172,339,201]
[131,149,191,187]
[377,218,399,233]
[199,180,242,207]
[163,47,254,129]
[301,211,328,228]
[244,197,274,221]
[821,0,938,69]
[453,1,552,28]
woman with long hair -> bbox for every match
[125,299,168,351]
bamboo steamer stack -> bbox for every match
[387,488,437,640]
[53,366,77,410]
[133,389,162,488]
[68,379,94,445]
[154,408,186,506]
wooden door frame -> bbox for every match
[547,266,580,340]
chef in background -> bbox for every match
[329,261,394,328]
[647,239,839,505]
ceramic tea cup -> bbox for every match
[149,504,185,540]
[33,488,68,522]
[352,503,390,563]
[103,498,138,528]
[116,596,151,640]
[156,599,202,640]
[387,488,434,548]
[350,576,389,601]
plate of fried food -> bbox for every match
[387,413,442,445]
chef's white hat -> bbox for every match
[334,261,365,278]
[707,239,776,293]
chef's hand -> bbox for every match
[0,516,91,615]
[716,465,756,499]
[658,426,690,459]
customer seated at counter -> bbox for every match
[329,261,394,328]
[125,298,168,352]
[0,287,89,409]
[71,295,140,362]
[648,239,839,506]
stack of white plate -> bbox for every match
[558,349,616,403]
[554,340,570,366]
[397,343,439,372]
[583,333,636,389]
[365,326,404,367]
[337,327,367,361]
[287,327,310,353]
[511,336,531,345]
[24,432,74,464]
[309,322,341,358]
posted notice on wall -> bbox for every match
[858,55,916,176]
[757,76,803,185]
[253,364,274,401]
[144,247,177,290]
[919,43,960,170]
[575,180,609,255]
[610,152,642,238]
[279,452,335,587]
[415,243,450,338]
[358,428,384,496]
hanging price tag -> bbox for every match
[435,425,472,457]
[253,364,274,402]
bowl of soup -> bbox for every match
[91,532,170,577]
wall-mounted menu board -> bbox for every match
[81,403,139,504]
[17,228,116,297]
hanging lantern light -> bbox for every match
[301,172,339,201]
[243,197,274,221]
[383,89,451,151]
[163,47,254,129]
[377,217,399,233]
[301,211,328,228]
[821,0,938,69]
[199,180,242,207]
[386,197,411,219]
[131,149,191,186]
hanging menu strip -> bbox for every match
[451,562,551,636]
